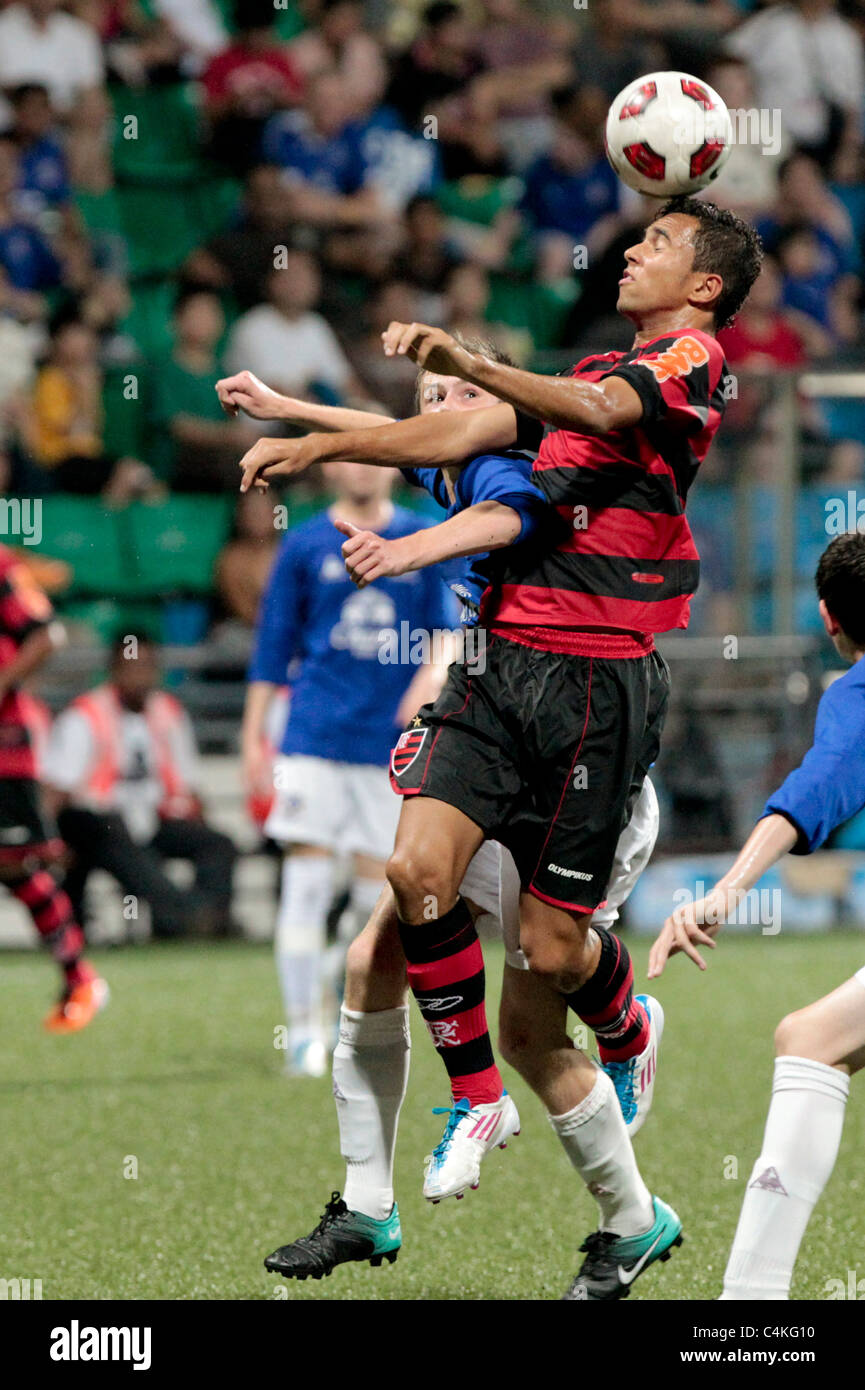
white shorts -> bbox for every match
[856,966,865,989]
[265,754,400,861]
[460,776,660,969]
[460,839,525,969]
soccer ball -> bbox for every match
[605,71,733,198]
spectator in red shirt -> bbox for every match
[719,256,807,372]
[203,0,304,174]
[718,256,808,435]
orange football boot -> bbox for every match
[43,973,109,1034]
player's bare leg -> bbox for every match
[498,964,682,1300]
[519,891,661,1134]
[264,886,408,1280]
[720,972,865,1301]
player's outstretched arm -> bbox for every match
[238,404,519,492]
[647,813,799,978]
[335,501,522,587]
[216,370,395,431]
[381,321,644,434]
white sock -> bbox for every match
[720,1055,850,1301]
[548,1067,654,1236]
[275,854,337,1049]
[334,1004,411,1220]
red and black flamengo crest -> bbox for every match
[679,77,714,110]
[391,726,428,778]
[618,81,658,119]
[623,143,666,181]
[690,140,725,179]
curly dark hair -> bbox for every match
[816,532,865,648]
[658,197,764,329]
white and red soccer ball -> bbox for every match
[605,71,733,198]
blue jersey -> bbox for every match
[403,450,550,625]
[0,220,60,291]
[261,111,363,195]
[249,507,456,765]
[763,653,865,852]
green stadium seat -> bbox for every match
[59,599,164,646]
[29,495,132,598]
[273,0,307,41]
[185,174,244,243]
[125,495,234,596]
[121,280,176,359]
[73,187,126,248]
[210,0,306,38]
[102,365,149,461]
[110,83,206,185]
[115,185,202,278]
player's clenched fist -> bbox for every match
[216,370,285,419]
[335,519,409,587]
[647,889,725,978]
[381,321,473,376]
[238,435,322,492]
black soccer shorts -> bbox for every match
[390,634,670,912]
[0,777,64,872]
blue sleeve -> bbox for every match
[418,557,460,632]
[762,677,865,852]
[457,454,551,544]
[247,537,303,684]
[401,466,447,506]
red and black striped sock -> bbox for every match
[10,869,90,989]
[398,897,503,1107]
[567,927,649,1063]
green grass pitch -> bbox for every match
[3,934,864,1301]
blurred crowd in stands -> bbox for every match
[0,0,864,645]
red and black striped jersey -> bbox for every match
[0,544,53,778]
[488,329,727,649]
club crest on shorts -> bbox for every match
[391,727,428,778]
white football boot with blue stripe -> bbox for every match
[601,994,663,1137]
[423,1093,521,1203]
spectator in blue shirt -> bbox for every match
[0,135,60,320]
[263,69,364,196]
[262,70,397,239]
[8,84,70,222]
[521,84,621,283]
